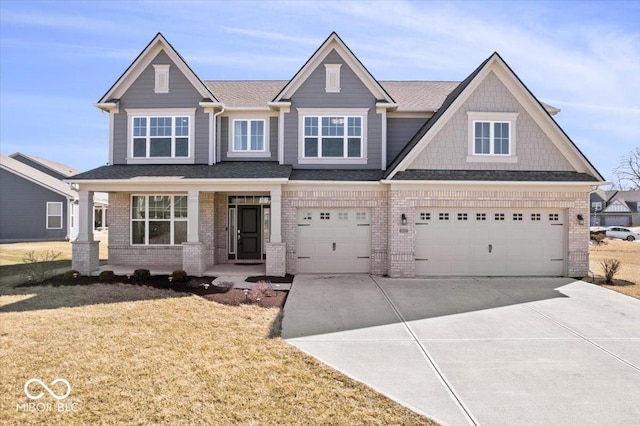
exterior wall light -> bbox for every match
[401,213,407,225]
[577,214,584,225]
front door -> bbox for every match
[238,206,261,259]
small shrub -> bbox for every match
[600,258,622,284]
[99,270,116,283]
[22,250,62,282]
[62,270,81,281]
[171,270,188,282]
[590,233,606,245]
[251,280,274,299]
[132,269,151,281]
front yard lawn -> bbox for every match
[0,283,435,425]
[589,238,640,300]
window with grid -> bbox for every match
[457,213,468,221]
[473,121,510,155]
[494,213,505,221]
[439,213,449,221]
[420,212,431,221]
[303,116,363,158]
[476,213,487,221]
[131,195,187,245]
[132,116,190,158]
[233,119,265,151]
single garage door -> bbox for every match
[415,209,565,276]
[297,208,371,273]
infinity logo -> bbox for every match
[24,378,71,400]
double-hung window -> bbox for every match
[127,109,195,161]
[132,116,189,158]
[473,121,510,155]
[467,112,518,162]
[46,202,63,229]
[131,195,188,245]
[303,116,363,158]
[233,119,265,151]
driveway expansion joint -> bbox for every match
[370,275,479,426]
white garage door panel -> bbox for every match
[416,209,565,276]
[297,209,371,273]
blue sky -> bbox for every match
[1,0,638,182]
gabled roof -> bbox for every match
[385,52,604,182]
[0,154,76,198]
[9,152,79,177]
[206,81,287,108]
[97,33,217,106]
[272,32,394,104]
[391,170,599,182]
[602,198,633,213]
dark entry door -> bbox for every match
[238,206,261,259]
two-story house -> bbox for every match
[69,32,604,278]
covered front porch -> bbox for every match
[72,182,286,277]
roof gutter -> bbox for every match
[382,179,610,187]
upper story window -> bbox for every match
[591,202,602,211]
[126,109,195,163]
[133,116,189,158]
[233,119,265,152]
[297,108,368,165]
[304,116,362,158]
[467,112,518,163]
[474,121,510,155]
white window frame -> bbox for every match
[232,119,266,152]
[226,113,273,158]
[46,202,63,229]
[126,108,196,164]
[592,202,602,211]
[153,64,170,93]
[467,112,518,163]
[297,108,368,165]
[130,195,188,246]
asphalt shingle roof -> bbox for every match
[391,170,600,182]
[290,169,385,181]
[70,163,292,180]
[204,80,462,111]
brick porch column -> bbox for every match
[72,189,100,275]
[266,186,285,276]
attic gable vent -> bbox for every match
[153,64,170,93]
[325,64,341,93]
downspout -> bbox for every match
[212,106,225,165]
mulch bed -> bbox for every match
[245,274,294,283]
[585,276,636,287]
[16,274,288,309]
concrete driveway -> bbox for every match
[282,276,640,426]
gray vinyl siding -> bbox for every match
[219,117,278,162]
[387,117,426,166]
[0,169,68,242]
[283,49,382,169]
[111,50,209,164]
[11,154,67,180]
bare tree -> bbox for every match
[613,147,640,190]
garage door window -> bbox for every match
[457,213,468,221]
[513,213,523,221]
[420,212,431,221]
[494,213,505,221]
[549,214,559,221]
[439,213,449,220]
[531,213,541,221]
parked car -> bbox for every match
[605,226,640,241]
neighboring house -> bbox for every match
[591,189,640,227]
[69,32,604,277]
[0,153,108,242]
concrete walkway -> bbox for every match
[282,276,640,426]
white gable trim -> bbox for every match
[98,34,214,105]
[273,33,393,103]
[603,199,632,213]
[386,54,603,181]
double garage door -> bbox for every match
[416,209,566,276]
[297,208,371,273]
[296,207,566,276]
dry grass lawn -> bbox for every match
[589,238,640,300]
[0,284,436,425]
[0,233,109,266]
